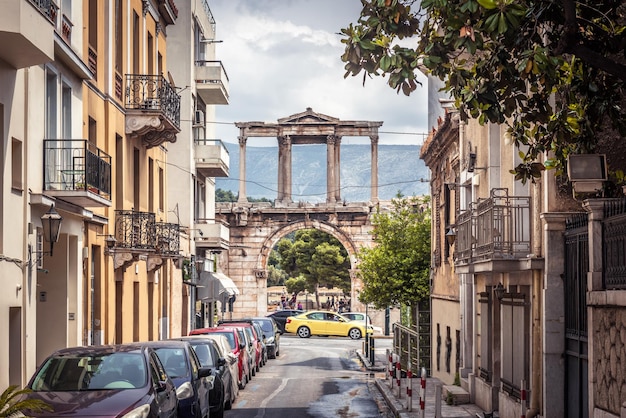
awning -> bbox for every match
[197,272,240,302]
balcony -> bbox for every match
[109,210,181,270]
[454,188,537,272]
[44,140,112,207]
[0,0,56,68]
[195,139,229,177]
[195,61,229,105]
[125,74,181,148]
[194,219,229,250]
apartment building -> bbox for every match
[0,0,185,388]
[166,0,233,330]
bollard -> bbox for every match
[389,353,396,388]
[369,335,375,365]
[434,384,442,418]
[396,360,402,398]
[406,366,413,411]
[419,367,426,418]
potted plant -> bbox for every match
[0,385,52,417]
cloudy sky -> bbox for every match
[208,0,429,147]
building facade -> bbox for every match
[0,0,187,389]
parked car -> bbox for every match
[218,321,263,374]
[251,317,281,359]
[251,321,268,366]
[190,326,251,389]
[285,310,373,339]
[186,334,239,403]
[267,309,304,333]
[170,337,235,418]
[143,340,212,418]
[24,344,178,417]
[341,312,383,334]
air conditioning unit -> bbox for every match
[194,110,205,126]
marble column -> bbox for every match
[278,135,292,204]
[334,136,342,202]
[285,136,292,203]
[326,135,336,203]
[237,135,248,203]
[277,136,286,202]
[370,135,379,202]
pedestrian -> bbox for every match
[297,301,303,310]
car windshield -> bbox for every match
[155,348,189,378]
[211,331,236,348]
[256,320,274,333]
[31,352,146,391]
[189,343,214,367]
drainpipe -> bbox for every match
[526,178,542,418]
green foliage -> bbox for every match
[274,229,351,294]
[285,276,308,295]
[356,196,431,310]
[0,385,52,417]
[341,0,626,183]
[215,188,237,202]
[267,264,289,287]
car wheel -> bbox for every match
[214,404,225,418]
[297,326,311,338]
[239,373,246,390]
[349,328,362,340]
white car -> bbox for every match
[341,312,383,334]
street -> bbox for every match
[225,335,393,418]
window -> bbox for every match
[61,83,71,139]
[11,138,23,191]
[158,167,164,212]
[500,288,529,398]
[46,69,58,138]
[147,33,154,74]
[132,11,139,74]
[478,290,492,382]
[148,158,154,212]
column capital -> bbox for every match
[370,135,379,144]
[278,135,291,146]
[238,136,247,146]
[327,135,340,145]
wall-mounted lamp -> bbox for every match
[467,146,486,173]
[446,227,457,246]
[493,282,505,300]
[26,204,63,269]
[567,154,607,195]
[200,39,223,44]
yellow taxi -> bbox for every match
[284,310,373,339]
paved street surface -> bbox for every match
[225,334,394,418]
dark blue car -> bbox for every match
[145,340,212,418]
[25,343,178,417]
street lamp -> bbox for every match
[40,204,63,257]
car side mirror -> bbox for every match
[156,380,169,392]
[239,343,246,350]
[217,357,226,367]
[198,367,212,378]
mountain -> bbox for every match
[216,143,429,203]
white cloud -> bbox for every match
[210,0,429,146]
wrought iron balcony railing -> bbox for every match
[455,188,531,264]
[156,222,180,257]
[113,210,180,257]
[125,74,181,129]
[29,0,59,24]
[44,139,111,202]
[114,210,156,251]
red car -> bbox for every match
[190,326,251,389]
[218,322,262,375]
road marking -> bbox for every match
[253,377,289,418]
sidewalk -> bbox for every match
[358,340,489,418]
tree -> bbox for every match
[274,229,351,307]
[356,196,431,322]
[215,188,237,202]
[341,0,626,183]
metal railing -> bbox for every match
[114,210,156,251]
[393,323,421,376]
[29,0,59,23]
[125,74,181,129]
[604,198,626,289]
[156,222,180,257]
[456,188,531,264]
[44,139,111,198]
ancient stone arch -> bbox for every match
[215,109,386,317]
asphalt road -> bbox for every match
[224,334,393,418]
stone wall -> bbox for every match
[593,307,626,415]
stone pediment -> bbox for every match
[277,107,339,125]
